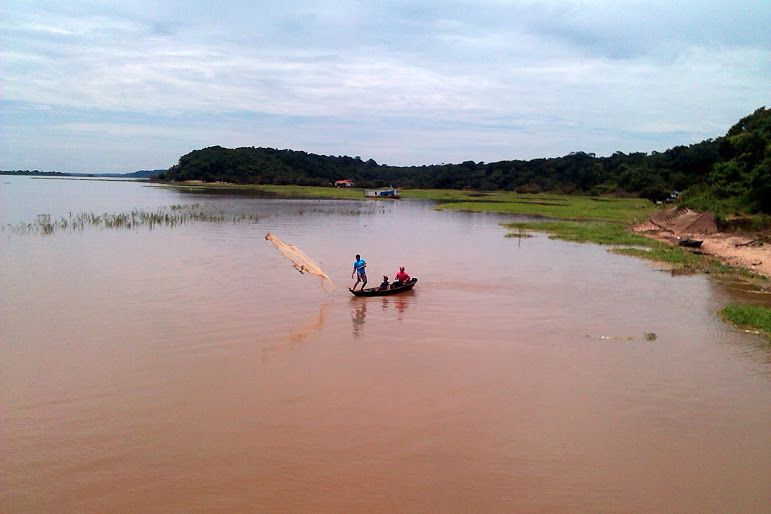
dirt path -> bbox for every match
[632,207,771,278]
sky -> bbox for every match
[1,0,769,172]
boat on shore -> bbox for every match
[364,187,400,199]
[678,237,703,248]
[349,278,417,296]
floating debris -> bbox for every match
[585,332,658,342]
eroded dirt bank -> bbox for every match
[633,207,771,278]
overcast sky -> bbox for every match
[2,0,769,172]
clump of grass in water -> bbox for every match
[3,203,263,235]
[719,304,771,339]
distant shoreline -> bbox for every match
[1,170,163,178]
[28,176,149,183]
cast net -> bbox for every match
[265,233,335,292]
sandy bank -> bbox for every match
[633,207,770,278]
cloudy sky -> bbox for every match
[2,0,769,172]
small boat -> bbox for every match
[364,187,400,199]
[349,278,417,296]
[678,237,703,248]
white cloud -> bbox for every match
[1,0,769,170]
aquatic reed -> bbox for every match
[3,202,382,235]
[3,204,260,235]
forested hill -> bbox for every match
[159,107,770,213]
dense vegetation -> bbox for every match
[158,107,770,213]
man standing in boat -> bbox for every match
[352,254,367,290]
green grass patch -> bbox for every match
[504,220,653,246]
[156,182,366,200]
[255,184,365,199]
[719,304,771,338]
[427,192,656,223]
[612,244,703,267]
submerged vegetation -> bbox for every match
[4,201,386,236]
[3,204,250,235]
[719,304,771,339]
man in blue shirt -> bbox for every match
[351,254,367,290]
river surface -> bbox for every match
[2,176,770,512]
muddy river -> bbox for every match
[2,177,769,512]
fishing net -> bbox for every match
[265,233,335,292]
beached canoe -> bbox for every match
[678,237,703,248]
[349,278,417,296]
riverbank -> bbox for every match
[632,207,771,278]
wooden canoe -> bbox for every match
[349,278,417,296]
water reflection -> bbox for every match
[350,299,367,339]
[350,291,415,338]
[380,293,412,318]
[261,302,331,362]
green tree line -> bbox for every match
[159,107,770,213]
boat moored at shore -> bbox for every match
[364,187,400,199]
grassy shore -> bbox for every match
[153,182,368,200]
[719,304,771,339]
[412,190,655,224]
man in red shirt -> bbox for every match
[394,266,410,286]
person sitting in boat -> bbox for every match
[379,275,390,290]
[393,266,410,286]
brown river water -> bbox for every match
[2,177,770,512]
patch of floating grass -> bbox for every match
[719,304,771,339]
